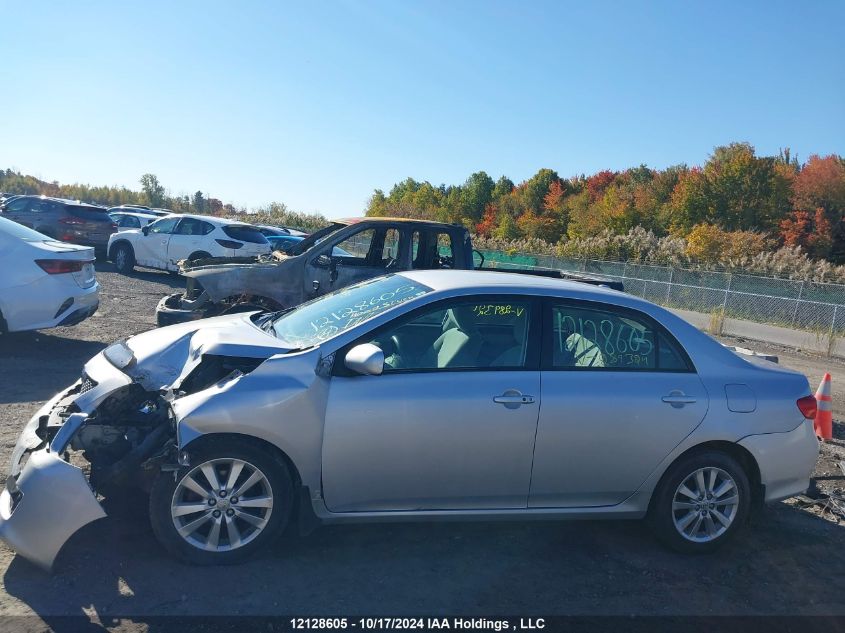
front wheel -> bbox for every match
[149,439,293,565]
[113,243,135,274]
[648,451,750,553]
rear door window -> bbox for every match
[177,218,215,235]
[222,225,269,244]
[547,302,691,371]
[67,205,112,222]
[412,230,455,269]
[4,197,31,213]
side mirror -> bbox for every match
[344,343,384,376]
[142,225,150,236]
[314,254,332,268]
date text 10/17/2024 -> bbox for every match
[290,617,546,631]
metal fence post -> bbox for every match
[791,280,805,327]
[722,273,732,311]
[581,258,587,272]
[665,268,673,304]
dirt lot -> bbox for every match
[0,264,844,623]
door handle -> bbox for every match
[662,393,697,406]
[493,393,535,405]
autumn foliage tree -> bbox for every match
[365,145,845,263]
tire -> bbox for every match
[113,243,135,274]
[648,450,750,553]
[149,438,293,565]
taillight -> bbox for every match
[35,259,89,274]
[797,395,817,420]
[215,239,243,250]
[59,216,86,225]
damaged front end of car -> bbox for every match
[156,253,301,327]
[0,316,286,570]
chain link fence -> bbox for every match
[480,250,845,335]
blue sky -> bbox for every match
[1,1,843,218]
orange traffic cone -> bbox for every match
[814,373,833,441]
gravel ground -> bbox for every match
[0,264,844,624]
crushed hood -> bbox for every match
[123,313,293,390]
[182,255,300,302]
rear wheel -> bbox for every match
[648,450,750,553]
[113,243,135,274]
[149,439,293,565]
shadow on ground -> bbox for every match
[3,500,844,619]
[94,261,185,291]
[0,332,106,404]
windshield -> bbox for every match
[270,274,431,347]
[0,216,52,241]
[290,222,345,255]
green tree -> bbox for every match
[460,171,495,223]
[140,173,165,207]
[192,190,206,213]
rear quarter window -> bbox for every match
[222,225,269,244]
[67,205,113,222]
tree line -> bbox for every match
[366,144,845,263]
[0,170,329,231]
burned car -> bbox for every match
[156,217,623,326]
[0,271,819,569]
[156,218,473,326]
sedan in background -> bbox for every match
[0,217,99,333]
[1,195,116,254]
[0,270,819,569]
[107,213,272,274]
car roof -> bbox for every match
[111,211,158,218]
[336,217,461,228]
[174,213,255,227]
[399,269,636,304]
[17,195,103,208]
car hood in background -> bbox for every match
[181,255,301,302]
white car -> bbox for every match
[107,214,272,274]
[0,217,99,333]
[109,211,160,231]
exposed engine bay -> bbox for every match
[38,352,266,496]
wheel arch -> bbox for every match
[187,250,212,262]
[648,440,763,513]
[180,432,303,488]
[109,238,134,260]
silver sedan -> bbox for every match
[0,270,820,568]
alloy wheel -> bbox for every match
[170,458,274,552]
[115,248,127,269]
[671,467,739,543]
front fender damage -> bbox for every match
[0,339,286,570]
